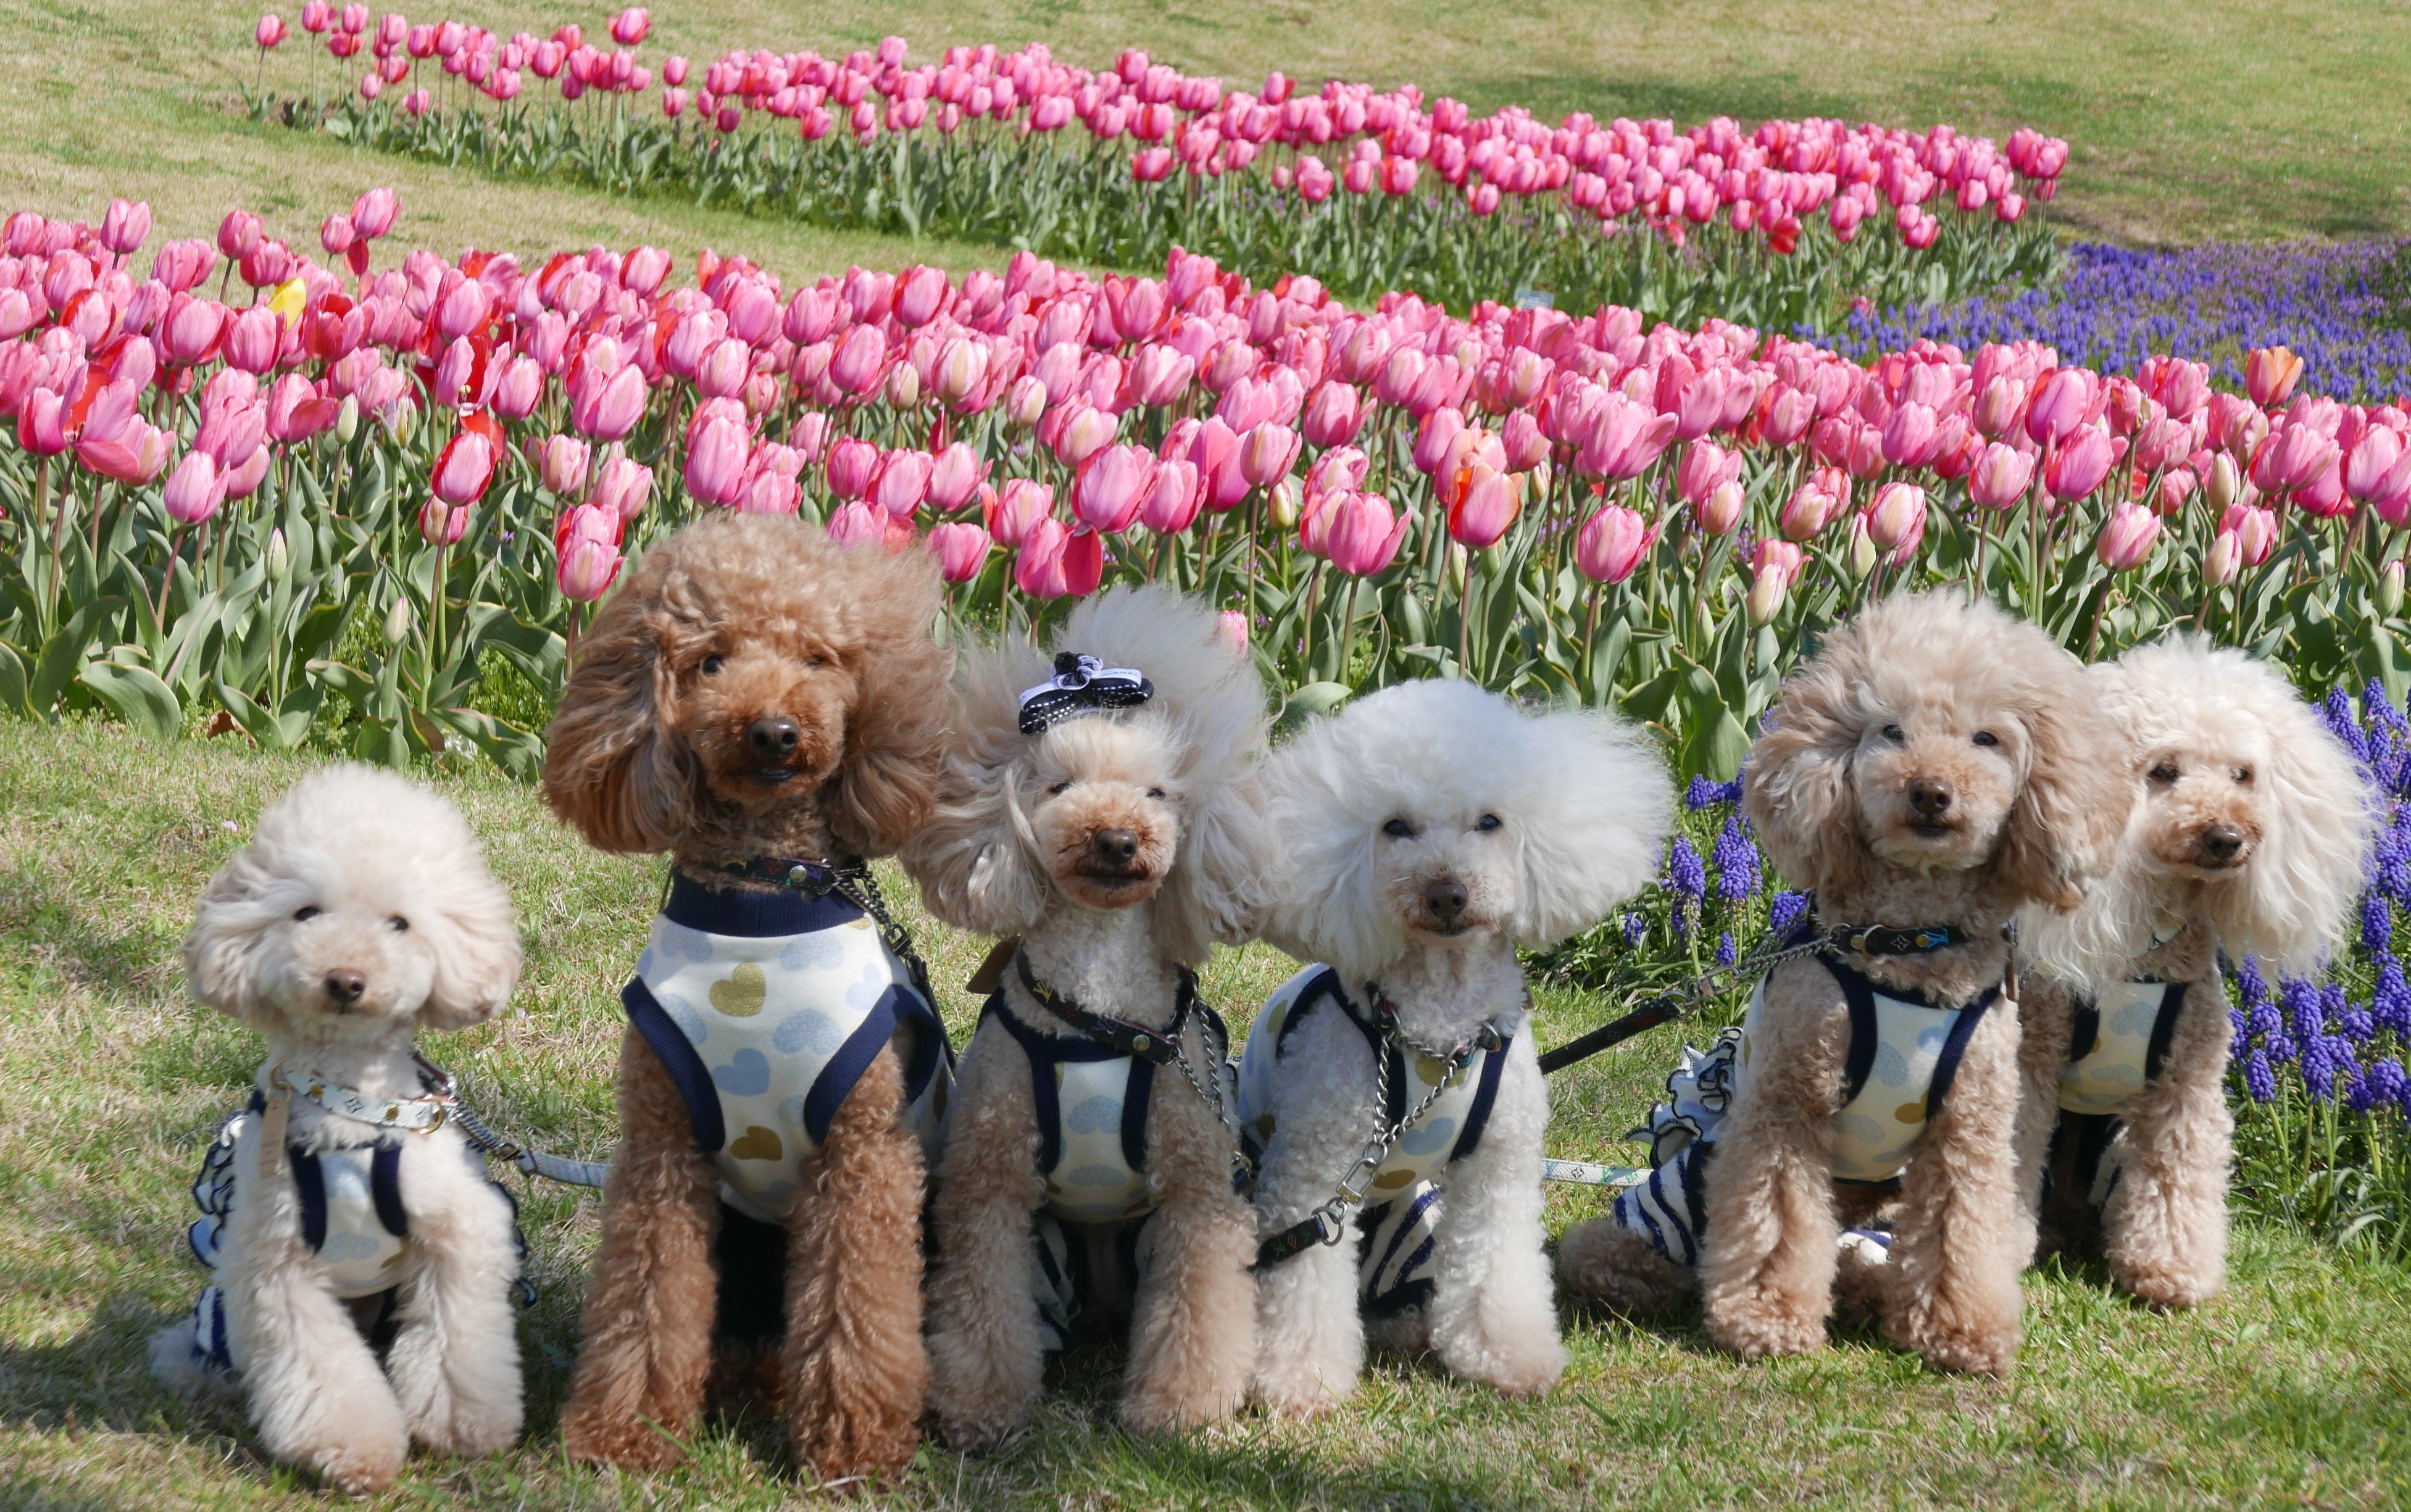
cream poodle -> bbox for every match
[2013,638,2373,1306]
[902,586,1275,1448]
[1558,592,2130,1376]
[1241,680,1672,1416]
[152,765,524,1496]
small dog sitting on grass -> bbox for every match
[2013,638,2374,1307]
[153,765,525,1496]
[1242,679,1672,1414]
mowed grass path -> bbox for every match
[2,720,2408,1510]
[0,0,2407,283]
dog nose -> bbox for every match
[1089,829,1138,867]
[746,716,801,760]
[2199,824,2244,863]
[324,970,367,1005]
[1423,879,1469,923]
[1908,779,1954,820]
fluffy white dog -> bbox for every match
[152,765,525,1495]
[1241,681,1672,1415]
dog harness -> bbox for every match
[1237,965,1517,1311]
[2057,980,2190,1116]
[983,960,1231,1227]
[1609,948,2000,1268]
[621,871,951,1226]
[173,1078,520,1375]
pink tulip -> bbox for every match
[2346,425,2411,504]
[1577,392,1680,480]
[431,428,496,507]
[1014,517,1104,598]
[1073,443,1157,533]
[264,372,339,444]
[986,478,1054,547]
[256,13,288,48]
[1779,480,1839,540]
[926,521,991,583]
[1139,458,1203,534]
[592,455,654,521]
[824,436,879,501]
[873,448,935,518]
[220,304,280,374]
[217,211,263,261]
[418,496,469,545]
[1694,480,1744,536]
[2154,467,2199,517]
[1575,504,1654,584]
[99,199,150,255]
[1300,380,1363,447]
[573,360,646,441]
[1215,609,1249,656]
[1238,421,1300,488]
[1413,406,1465,476]
[2025,368,2098,446]
[2224,503,2278,566]
[1324,491,1409,576]
[162,451,226,525]
[830,323,887,394]
[558,530,623,600]
[17,387,67,455]
[1675,439,1741,505]
[1967,442,2035,510]
[2203,530,2242,587]
[2045,427,2123,501]
[2096,502,2160,571]
[927,442,985,510]
[535,434,591,497]
[2249,422,2338,496]
[1865,481,1926,554]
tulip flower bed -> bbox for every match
[1818,239,2411,404]
[5,189,2411,783]
[246,10,2066,330]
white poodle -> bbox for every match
[152,765,525,1495]
[1240,680,1672,1416]
[2013,638,2374,1306]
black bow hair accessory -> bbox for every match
[1018,652,1153,734]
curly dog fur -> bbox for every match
[153,766,524,1495]
[902,586,1273,1448]
[1559,592,2130,1376]
[543,513,950,1481]
[2013,638,2373,1307]
[1247,681,1671,1416]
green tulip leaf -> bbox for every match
[78,661,182,744]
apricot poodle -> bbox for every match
[2014,638,2373,1307]
[901,586,1274,1448]
[1242,680,1672,1416]
[1559,592,2130,1376]
[153,765,524,1495]
[543,513,954,1481]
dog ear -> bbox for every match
[1152,767,1279,965]
[899,754,1051,937]
[2213,669,2377,971]
[1743,649,1875,895]
[1508,709,1673,948]
[1993,665,2132,913]
[541,555,697,854]
[183,850,284,1032]
[415,865,523,1032]
[827,545,952,859]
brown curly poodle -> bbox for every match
[2013,638,2374,1309]
[1559,592,2130,1376]
[542,513,952,1481]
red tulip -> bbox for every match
[1447,465,1520,547]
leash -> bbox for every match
[411,1053,613,1187]
[1253,982,1514,1271]
[1535,912,1991,1076]
[1015,951,1251,1180]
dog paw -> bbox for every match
[1251,1370,1351,1421]
[560,1406,688,1471]
[1890,1316,2019,1377]
[1454,1338,1567,1399]
[1120,1377,1244,1436]
[1704,1300,1826,1361]
[299,1436,406,1497]
[935,1411,1025,1455]
[2113,1261,2218,1312]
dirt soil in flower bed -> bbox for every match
[2,0,2409,285]
[4,720,2408,1510]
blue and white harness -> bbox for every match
[620,870,952,1227]
[2051,979,2191,1210]
[1609,947,2000,1269]
[175,1071,524,1376]
[981,955,1237,1351]
[1236,965,1517,1316]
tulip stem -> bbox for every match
[1457,547,1472,676]
[1299,559,1324,671]
[157,528,185,626]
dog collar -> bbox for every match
[1014,950,1194,1065]
[716,855,867,894]
[263,1058,449,1134]
[1364,981,1516,1066]
[1830,923,1983,956]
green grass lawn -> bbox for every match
[0,0,2404,286]
[4,719,2409,1510]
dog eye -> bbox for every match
[1971,731,1998,747]
[389,916,410,932]
[1046,780,1072,796]
[699,655,724,676]
[1382,818,1415,838]
[807,654,828,668]
[1146,787,1167,800]
[2233,765,2253,784]
[292,906,321,923]
[1477,813,1502,831]
[2149,762,2180,784]
[1880,724,1904,743]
